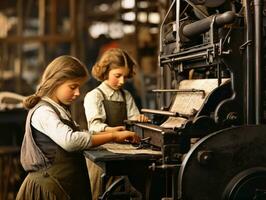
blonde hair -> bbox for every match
[23,55,89,109]
[92,48,137,81]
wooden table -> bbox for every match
[84,144,162,199]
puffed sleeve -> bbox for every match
[84,89,108,133]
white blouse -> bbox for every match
[31,97,93,152]
[84,82,140,133]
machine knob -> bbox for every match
[197,150,213,165]
[149,162,156,171]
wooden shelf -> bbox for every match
[0,35,73,43]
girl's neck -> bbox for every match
[103,81,118,91]
[44,96,70,111]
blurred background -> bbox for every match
[0,0,171,199]
[0,0,173,125]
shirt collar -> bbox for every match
[99,82,118,98]
[41,96,72,119]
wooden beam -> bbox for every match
[0,35,73,43]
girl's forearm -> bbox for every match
[90,132,114,147]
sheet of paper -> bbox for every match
[160,117,187,128]
[96,143,162,155]
[160,79,229,129]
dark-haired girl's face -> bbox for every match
[51,78,85,105]
[105,67,128,90]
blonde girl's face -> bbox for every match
[105,67,128,90]
[51,78,86,106]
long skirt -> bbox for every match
[16,172,70,200]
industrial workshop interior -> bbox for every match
[1,0,266,200]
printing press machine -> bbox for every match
[124,0,266,199]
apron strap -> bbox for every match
[97,88,107,100]
[97,87,126,102]
[40,100,79,131]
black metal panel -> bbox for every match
[178,125,266,200]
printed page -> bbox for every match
[160,79,229,128]
[170,79,229,115]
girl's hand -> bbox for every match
[105,126,125,132]
[112,131,140,144]
[135,114,149,122]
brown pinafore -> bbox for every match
[88,88,127,200]
[16,101,91,200]
[97,88,127,126]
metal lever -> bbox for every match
[133,137,152,149]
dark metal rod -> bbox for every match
[160,43,214,60]
[152,89,205,97]
[244,0,254,124]
[158,0,176,107]
[159,0,176,54]
[182,11,236,38]
[141,108,190,118]
[254,0,263,124]
[161,52,207,64]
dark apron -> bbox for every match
[87,88,128,199]
[97,88,127,126]
[96,89,158,199]
[16,101,91,200]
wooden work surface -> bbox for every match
[84,143,163,199]
[84,143,162,176]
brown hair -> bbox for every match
[92,48,137,81]
[23,55,89,109]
